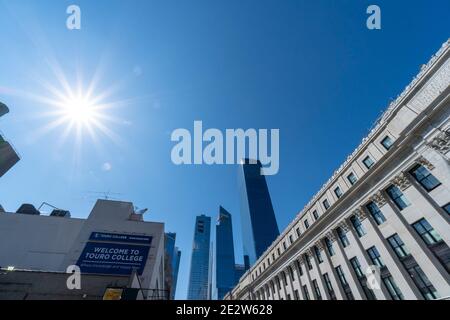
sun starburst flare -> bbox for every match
[19,69,131,150]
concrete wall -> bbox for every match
[0,269,130,300]
[0,199,166,299]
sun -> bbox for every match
[62,95,97,125]
[27,79,126,150]
[8,61,132,151]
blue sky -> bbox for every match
[0,0,449,299]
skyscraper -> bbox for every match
[187,214,211,300]
[239,159,280,266]
[234,264,246,284]
[214,206,237,300]
[164,232,181,300]
[172,248,181,299]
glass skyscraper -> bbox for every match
[187,214,211,300]
[239,159,280,266]
[164,232,181,300]
[214,206,236,300]
[173,249,181,298]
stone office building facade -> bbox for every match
[225,40,450,301]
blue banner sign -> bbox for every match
[77,232,153,275]
[89,232,152,245]
[77,241,150,275]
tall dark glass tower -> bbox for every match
[214,206,236,300]
[187,215,211,300]
[239,159,280,266]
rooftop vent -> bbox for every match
[50,209,71,218]
[16,204,40,215]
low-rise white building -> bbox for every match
[0,199,166,300]
[225,39,450,300]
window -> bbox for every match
[302,285,310,300]
[334,186,343,199]
[388,234,439,300]
[443,203,450,215]
[350,257,364,278]
[386,185,410,210]
[337,227,350,247]
[296,260,303,276]
[325,237,335,256]
[350,215,366,237]
[366,201,386,225]
[407,265,439,300]
[296,227,301,237]
[277,248,281,255]
[350,257,377,300]
[305,253,313,270]
[323,199,330,210]
[383,276,404,300]
[283,241,287,250]
[412,218,442,245]
[335,266,354,300]
[312,280,322,300]
[281,272,287,286]
[312,210,319,220]
[304,219,310,229]
[347,172,357,185]
[323,273,336,300]
[289,235,293,244]
[197,220,204,233]
[367,246,384,267]
[314,246,323,264]
[335,265,348,286]
[363,156,375,169]
[413,218,450,273]
[387,234,410,259]
[410,165,441,191]
[294,289,300,300]
[381,136,394,150]
[288,266,295,281]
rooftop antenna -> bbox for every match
[134,206,148,215]
[38,202,59,213]
[85,190,123,201]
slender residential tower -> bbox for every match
[187,215,211,300]
[239,159,280,267]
